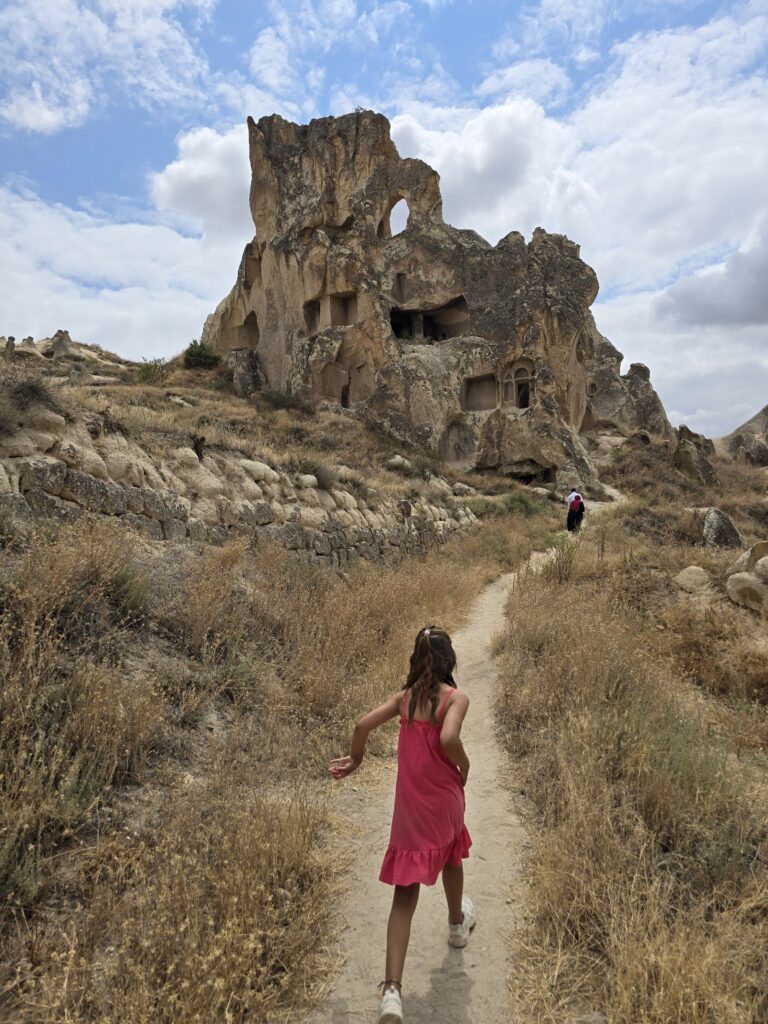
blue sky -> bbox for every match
[1,0,767,435]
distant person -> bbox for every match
[566,489,586,532]
[329,626,474,1024]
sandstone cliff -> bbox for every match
[203,110,673,490]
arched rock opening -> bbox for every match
[222,310,259,352]
[503,360,535,409]
[378,196,410,239]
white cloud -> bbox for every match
[0,120,255,359]
[150,124,251,242]
[657,220,768,327]
[476,58,570,105]
[0,0,214,133]
[390,9,768,432]
[598,289,768,436]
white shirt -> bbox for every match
[566,491,582,507]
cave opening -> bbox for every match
[390,295,469,342]
[462,374,498,412]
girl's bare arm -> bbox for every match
[329,693,401,779]
[439,692,470,783]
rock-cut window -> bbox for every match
[504,364,534,409]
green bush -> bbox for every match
[466,490,545,519]
[137,357,168,385]
[183,339,220,370]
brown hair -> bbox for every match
[403,625,457,723]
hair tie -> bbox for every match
[423,628,430,637]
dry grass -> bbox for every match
[0,523,162,908]
[7,760,335,1024]
[602,441,767,540]
[496,520,768,1023]
[0,493,549,1021]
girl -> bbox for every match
[329,625,475,1024]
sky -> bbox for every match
[1,0,767,436]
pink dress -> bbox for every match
[379,690,472,886]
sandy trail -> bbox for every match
[306,551,559,1023]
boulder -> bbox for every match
[162,518,188,541]
[0,493,34,528]
[123,513,163,540]
[754,556,768,582]
[240,500,275,527]
[386,455,413,472]
[673,566,711,593]
[678,423,715,456]
[726,572,768,615]
[674,439,718,485]
[15,455,67,496]
[728,540,768,574]
[226,349,266,397]
[60,469,126,514]
[702,507,743,548]
[240,459,277,483]
[295,474,318,489]
[24,489,83,521]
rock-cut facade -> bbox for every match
[203,110,673,488]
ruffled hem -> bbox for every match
[379,828,472,887]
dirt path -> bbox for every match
[306,554,559,1023]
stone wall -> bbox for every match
[0,405,476,566]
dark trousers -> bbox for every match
[567,509,583,532]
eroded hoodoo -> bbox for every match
[203,110,673,487]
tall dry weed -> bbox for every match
[497,559,768,1022]
[6,761,336,1024]
[0,524,162,907]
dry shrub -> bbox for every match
[602,442,708,504]
[619,501,703,546]
[659,602,768,704]
[497,569,768,1022]
[541,534,579,583]
[0,524,161,906]
[6,764,335,1024]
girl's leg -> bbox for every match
[385,883,420,985]
[442,863,464,925]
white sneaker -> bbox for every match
[448,896,477,948]
[376,986,403,1023]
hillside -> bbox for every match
[1,334,767,1022]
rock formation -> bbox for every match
[203,110,673,490]
[0,370,475,565]
[717,404,768,465]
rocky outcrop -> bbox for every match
[723,540,768,616]
[717,404,768,463]
[203,110,672,490]
[0,387,476,566]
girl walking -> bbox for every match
[329,626,475,1024]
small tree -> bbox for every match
[137,357,167,385]
[184,339,220,369]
